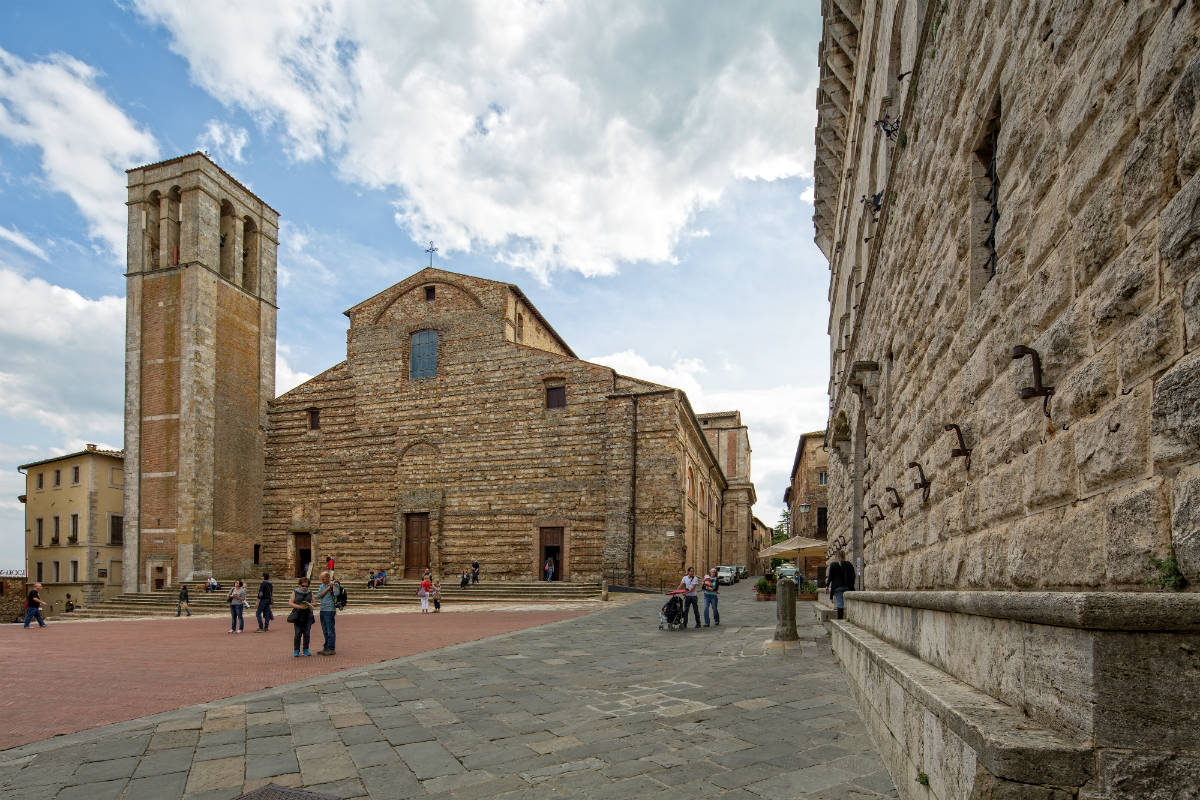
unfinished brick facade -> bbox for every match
[784,430,828,581]
[698,412,757,571]
[123,153,277,591]
[262,267,745,587]
[816,1,1200,796]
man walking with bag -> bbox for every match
[177,583,191,617]
[255,572,274,632]
[316,570,340,655]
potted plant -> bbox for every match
[755,576,776,601]
[796,579,818,601]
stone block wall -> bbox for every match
[818,0,1200,593]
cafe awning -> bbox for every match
[758,536,828,559]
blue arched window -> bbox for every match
[410,330,438,379]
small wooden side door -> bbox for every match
[405,514,430,578]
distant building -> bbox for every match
[20,445,125,610]
[698,411,758,570]
[750,516,772,574]
[783,430,828,583]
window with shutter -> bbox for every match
[410,330,438,379]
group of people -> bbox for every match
[365,569,387,588]
[459,560,481,588]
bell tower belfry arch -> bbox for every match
[123,153,278,591]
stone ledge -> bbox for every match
[847,590,1200,631]
[832,619,1093,787]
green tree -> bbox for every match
[773,509,791,544]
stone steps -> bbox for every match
[68,580,601,619]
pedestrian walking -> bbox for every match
[418,574,432,613]
[431,578,442,612]
[316,570,340,655]
[255,572,274,631]
[177,584,191,617]
[227,580,247,633]
[288,576,315,657]
[702,568,721,627]
[471,559,480,583]
[23,582,47,628]
[677,567,702,628]
[827,550,856,620]
[543,556,554,581]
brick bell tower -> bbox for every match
[123,153,278,591]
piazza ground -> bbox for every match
[0,588,897,799]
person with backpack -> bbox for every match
[255,572,274,632]
[316,570,340,655]
[701,567,720,627]
[827,550,857,620]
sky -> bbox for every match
[0,1,830,570]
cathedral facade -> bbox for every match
[121,153,756,589]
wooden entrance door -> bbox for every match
[539,527,563,581]
[404,514,430,578]
[293,533,312,578]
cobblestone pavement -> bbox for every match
[0,586,896,800]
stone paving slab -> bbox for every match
[0,587,896,799]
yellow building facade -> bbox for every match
[20,445,125,612]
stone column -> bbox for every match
[774,579,798,641]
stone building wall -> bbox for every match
[262,268,729,586]
[815,0,1200,796]
[0,576,26,623]
[699,412,757,570]
[124,153,277,590]
[785,430,829,581]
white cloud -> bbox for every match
[132,1,817,281]
[196,119,249,163]
[275,344,314,395]
[0,48,158,259]
[0,224,48,261]
[0,266,125,438]
[588,349,827,523]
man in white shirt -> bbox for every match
[678,567,702,628]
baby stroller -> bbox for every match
[659,589,687,631]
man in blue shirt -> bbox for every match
[316,571,340,655]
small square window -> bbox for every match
[308,408,320,430]
[818,471,828,486]
[425,286,436,301]
[545,385,566,409]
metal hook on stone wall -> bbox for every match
[1011,345,1054,418]
[861,512,874,533]
[871,503,885,522]
[908,461,931,504]
[944,423,972,473]
[886,486,904,515]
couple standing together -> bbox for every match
[287,571,340,656]
[678,567,721,628]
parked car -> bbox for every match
[715,566,737,585]
[737,565,749,579]
[775,564,799,582]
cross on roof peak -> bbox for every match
[425,241,438,268]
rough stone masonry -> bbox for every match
[815,0,1200,797]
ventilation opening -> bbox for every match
[425,286,436,301]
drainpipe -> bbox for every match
[627,395,638,584]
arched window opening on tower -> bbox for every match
[219,201,236,280]
[242,216,259,294]
[145,190,161,269]
[410,330,438,380]
[165,186,182,265]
